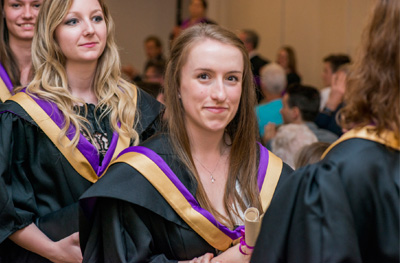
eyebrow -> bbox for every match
[65,9,103,16]
[196,68,243,74]
[14,0,41,2]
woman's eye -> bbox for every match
[11,4,21,8]
[93,16,103,22]
[198,73,209,80]
[33,4,41,8]
[65,18,78,25]
[227,76,239,81]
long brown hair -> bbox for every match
[0,0,22,87]
[281,46,299,75]
[164,24,260,228]
[339,0,399,140]
[27,0,139,149]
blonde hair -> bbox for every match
[165,24,260,228]
[27,0,139,148]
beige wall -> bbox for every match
[106,0,374,88]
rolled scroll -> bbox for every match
[243,207,262,247]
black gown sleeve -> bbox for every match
[251,162,362,263]
[0,109,36,243]
[82,198,179,263]
[135,88,164,142]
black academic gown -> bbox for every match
[251,127,400,263]
[80,134,293,263]
[0,88,162,262]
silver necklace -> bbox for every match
[193,148,227,183]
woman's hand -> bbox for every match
[179,252,214,263]
[325,71,347,111]
[210,243,252,263]
[262,122,277,145]
[9,224,82,263]
[49,232,82,263]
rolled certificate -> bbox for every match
[244,207,262,247]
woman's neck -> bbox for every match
[66,62,98,105]
[9,37,33,86]
[188,127,227,159]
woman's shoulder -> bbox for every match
[0,99,35,124]
[324,137,399,168]
[136,87,163,113]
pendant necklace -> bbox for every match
[194,147,227,183]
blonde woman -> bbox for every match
[0,0,161,262]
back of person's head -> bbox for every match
[294,142,330,169]
[240,29,259,50]
[272,123,318,169]
[260,63,287,95]
[323,54,351,73]
[340,0,399,140]
[286,84,320,122]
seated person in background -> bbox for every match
[320,54,351,110]
[252,0,399,261]
[315,64,350,136]
[122,35,166,82]
[238,29,270,103]
[263,84,338,146]
[80,24,293,263]
[271,123,317,169]
[136,60,165,103]
[276,46,301,88]
[255,63,286,137]
[294,142,330,169]
[171,0,216,41]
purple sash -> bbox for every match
[0,62,13,92]
[117,143,270,241]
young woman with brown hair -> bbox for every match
[80,24,292,263]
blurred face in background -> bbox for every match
[277,49,289,71]
[189,0,205,19]
[144,40,162,60]
[280,93,296,124]
[322,62,333,87]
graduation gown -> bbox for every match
[79,134,293,263]
[251,126,400,263]
[0,88,162,262]
[0,62,14,102]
